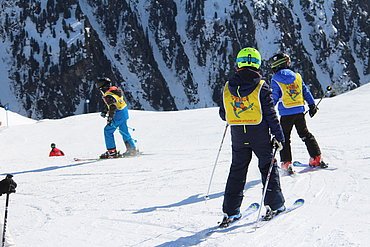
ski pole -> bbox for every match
[1,193,9,247]
[205,124,229,201]
[109,122,138,147]
[304,86,332,115]
[2,175,13,247]
[110,122,135,138]
[254,146,278,229]
[4,104,9,128]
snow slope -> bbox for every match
[0,108,36,127]
[0,83,369,246]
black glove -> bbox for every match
[309,104,318,118]
[100,112,107,118]
[107,117,113,126]
[0,175,17,195]
[272,137,283,152]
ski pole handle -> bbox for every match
[304,85,332,115]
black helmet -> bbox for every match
[269,53,291,72]
[95,77,112,90]
[51,143,56,148]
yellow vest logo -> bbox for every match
[223,81,263,125]
[277,73,304,108]
[104,92,127,110]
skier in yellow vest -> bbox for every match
[219,48,286,227]
[269,53,328,174]
[95,77,138,158]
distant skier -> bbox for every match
[219,47,286,227]
[268,53,328,174]
[95,77,138,158]
[0,174,17,247]
[49,143,65,157]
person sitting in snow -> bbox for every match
[268,53,328,174]
[0,174,17,247]
[49,143,65,157]
[95,77,138,159]
[218,47,286,227]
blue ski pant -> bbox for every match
[104,107,136,150]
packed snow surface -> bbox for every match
[0,84,369,246]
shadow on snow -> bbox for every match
[0,161,97,176]
[139,179,261,246]
[133,179,261,214]
[155,207,258,247]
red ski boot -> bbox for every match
[281,161,294,174]
[309,156,328,168]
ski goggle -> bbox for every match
[236,56,261,66]
[270,57,290,68]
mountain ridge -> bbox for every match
[0,0,368,119]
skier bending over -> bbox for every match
[268,53,328,174]
[95,77,138,159]
[219,47,286,227]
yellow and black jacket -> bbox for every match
[101,86,127,119]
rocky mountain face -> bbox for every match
[0,0,368,119]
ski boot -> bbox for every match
[281,161,294,175]
[100,148,120,159]
[123,141,139,156]
[309,156,328,168]
[219,213,242,228]
[262,205,286,221]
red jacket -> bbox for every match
[49,147,65,157]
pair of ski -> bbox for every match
[74,152,144,162]
[291,161,337,174]
[281,161,336,175]
[212,199,304,232]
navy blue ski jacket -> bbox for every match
[219,68,285,144]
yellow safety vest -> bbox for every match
[223,80,263,125]
[276,73,304,108]
[103,87,127,110]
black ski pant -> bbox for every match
[280,113,321,162]
[223,131,285,216]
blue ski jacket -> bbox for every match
[271,69,315,116]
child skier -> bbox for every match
[49,143,65,157]
[269,53,328,174]
[219,47,286,227]
[95,77,138,158]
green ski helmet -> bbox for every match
[236,47,262,69]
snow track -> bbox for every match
[0,85,370,246]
